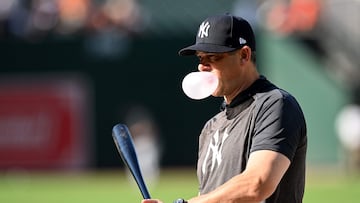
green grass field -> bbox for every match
[0,168,359,203]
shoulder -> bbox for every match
[252,83,306,126]
[255,83,302,111]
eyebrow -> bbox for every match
[197,53,219,57]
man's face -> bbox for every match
[196,49,244,98]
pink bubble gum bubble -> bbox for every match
[182,72,218,100]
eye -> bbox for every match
[198,55,209,64]
[210,55,222,62]
[198,56,204,64]
[208,54,225,62]
[198,53,225,64]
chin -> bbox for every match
[212,92,222,98]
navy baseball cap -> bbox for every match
[179,14,256,56]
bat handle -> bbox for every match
[138,179,151,199]
[173,198,188,203]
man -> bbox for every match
[142,13,307,203]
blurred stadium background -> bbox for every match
[0,0,360,202]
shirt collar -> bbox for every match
[220,75,274,112]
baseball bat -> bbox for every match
[112,123,151,199]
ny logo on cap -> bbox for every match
[198,21,210,38]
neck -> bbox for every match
[224,68,259,104]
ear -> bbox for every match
[241,57,246,64]
[240,46,251,63]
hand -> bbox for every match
[141,199,163,203]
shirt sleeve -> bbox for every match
[250,91,306,162]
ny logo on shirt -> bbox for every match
[202,128,230,175]
[198,21,210,38]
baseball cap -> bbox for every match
[179,14,256,56]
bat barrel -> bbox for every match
[112,123,151,199]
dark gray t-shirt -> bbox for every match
[197,76,307,203]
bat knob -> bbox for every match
[173,198,187,203]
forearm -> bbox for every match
[187,151,290,203]
[188,172,265,203]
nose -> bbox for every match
[198,63,211,72]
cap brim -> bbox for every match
[178,43,238,56]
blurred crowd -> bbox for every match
[0,0,147,41]
[234,0,360,91]
[258,0,360,94]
